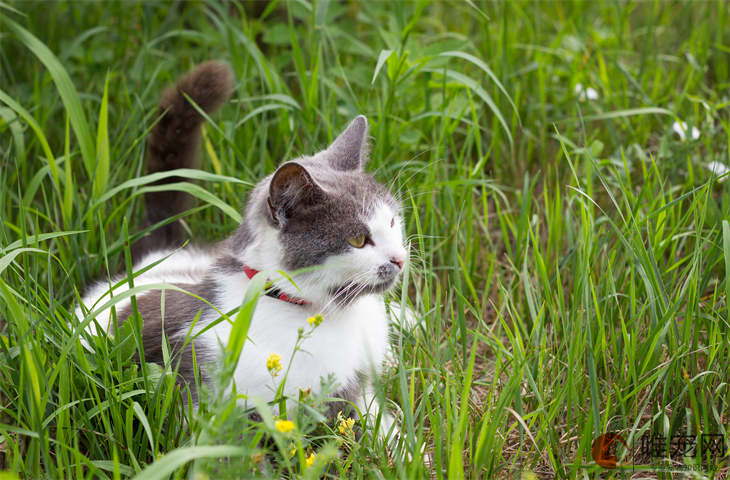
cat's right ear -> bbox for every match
[325,115,369,171]
[268,162,326,226]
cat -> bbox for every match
[76,61,407,432]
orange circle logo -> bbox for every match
[591,432,629,469]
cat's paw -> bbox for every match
[373,411,430,465]
[387,302,420,330]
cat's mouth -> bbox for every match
[328,279,396,306]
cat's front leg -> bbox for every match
[355,376,430,464]
[353,378,395,440]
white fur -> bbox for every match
[202,282,389,404]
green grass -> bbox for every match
[2,1,730,478]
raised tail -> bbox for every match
[131,60,234,260]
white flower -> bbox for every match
[575,83,599,101]
[672,121,700,141]
[706,161,730,181]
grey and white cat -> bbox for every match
[77,61,407,429]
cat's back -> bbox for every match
[76,246,219,332]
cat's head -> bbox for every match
[235,116,407,308]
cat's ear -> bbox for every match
[325,115,369,171]
[268,162,326,225]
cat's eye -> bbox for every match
[390,217,395,228]
[348,235,367,248]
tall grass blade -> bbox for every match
[0,15,96,177]
[93,72,111,198]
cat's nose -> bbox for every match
[390,256,405,270]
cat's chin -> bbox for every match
[328,279,397,306]
[365,279,398,294]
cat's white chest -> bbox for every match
[199,274,389,403]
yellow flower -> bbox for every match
[266,353,282,376]
[305,452,316,468]
[336,411,355,436]
[274,419,295,433]
[307,313,324,327]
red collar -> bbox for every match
[243,264,310,306]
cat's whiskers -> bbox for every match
[319,270,375,315]
[334,282,370,310]
[321,273,372,313]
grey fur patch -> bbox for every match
[327,371,365,418]
[213,254,244,275]
[227,116,401,265]
[229,221,253,252]
[117,279,217,392]
[273,162,400,270]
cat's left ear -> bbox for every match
[268,162,326,226]
[325,115,369,171]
